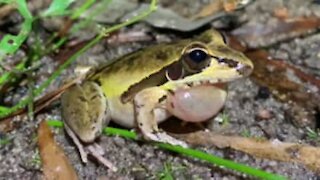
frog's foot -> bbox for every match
[145,131,188,147]
[64,123,88,163]
[64,122,117,171]
[87,144,117,172]
[92,143,105,155]
[134,87,188,148]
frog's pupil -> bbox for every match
[188,49,207,63]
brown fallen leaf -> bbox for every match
[175,131,320,173]
[192,0,224,19]
[38,120,78,180]
[193,0,245,19]
[226,33,320,128]
[0,118,14,133]
[246,49,320,128]
[0,4,16,20]
[223,0,243,12]
[273,7,289,20]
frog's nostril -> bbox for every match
[236,64,253,76]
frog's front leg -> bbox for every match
[134,87,188,147]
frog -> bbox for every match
[60,29,253,168]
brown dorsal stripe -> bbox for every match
[120,61,185,103]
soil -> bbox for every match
[1,0,320,179]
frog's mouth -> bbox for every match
[164,61,252,90]
[197,82,226,90]
[176,76,227,90]
[177,80,227,94]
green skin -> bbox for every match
[61,29,253,146]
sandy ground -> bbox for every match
[1,0,320,179]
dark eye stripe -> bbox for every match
[211,56,239,68]
[220,32,227,44]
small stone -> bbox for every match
[257,109,273,120]
[256,86,271,99]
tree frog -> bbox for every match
[61,29,253,160]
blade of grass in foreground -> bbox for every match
[0,0,33,60]
[47,120,287,180]
[0,0,157,118]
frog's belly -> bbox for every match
[108,97,135,128]
[108,97,169,128]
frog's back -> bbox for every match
[89,29,228,98]
[91,40,189,98]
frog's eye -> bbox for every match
[182,47,210,72]
[188,49,208,63]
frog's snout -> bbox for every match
[236,63,253,77]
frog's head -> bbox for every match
[119,29,253,102]
[164,29,253,88]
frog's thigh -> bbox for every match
[61,81,111,143]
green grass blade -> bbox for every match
[47,119,64,127]
[103,127,138,140]
[155,143,286,180]
[0,61,26,87]
[101,0,157,36]
[71,0,96,19]
[0,0,157,118]
[0,0,33,60]
[0,106,10,113]
[47,120,287,180]
[41,0,75,17]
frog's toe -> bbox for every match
[64,123,89,163]
[145,131,188,148]
[87,145,117,171]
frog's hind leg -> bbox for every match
[134,87,188,147]
[61,81,115,170]
[64,123,89,163]
[87,143,117,171]
[61,81,111,143]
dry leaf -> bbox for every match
[0,4,16,19]
[192,0,224,19]
[38,121,78,180]
[193,0,245,19]
[273,7,289,20]
[246,50,320,128]
[175,131,320,173]
[226,34,320,128]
